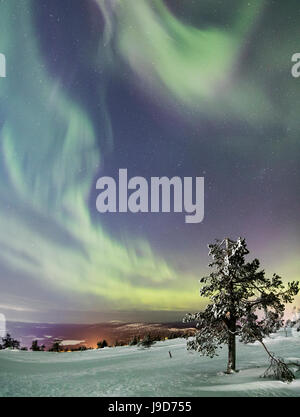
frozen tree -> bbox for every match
[138,334,156,348]
[1,333,20,349]
[184,237,299,378]
[97,339,108,348]
[30,340,45,351]
[129,335,139,346]
[48,339,62,352]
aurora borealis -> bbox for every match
[0,0,299,323]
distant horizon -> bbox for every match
[3,304,299,326]
[3,319,196,349]
[1,309,192,325]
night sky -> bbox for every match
[0,0,299,323]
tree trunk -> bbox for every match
[225,239,237,373]
[227,320,236,373]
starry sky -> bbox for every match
[0,0,299,323]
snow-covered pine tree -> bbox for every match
[138,333,156,348]
[184,237,299,376]
[1,333,20,349]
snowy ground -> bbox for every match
[0,330,300,397]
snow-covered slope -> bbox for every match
[0,331,299,397]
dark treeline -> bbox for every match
[0,328,193,352]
